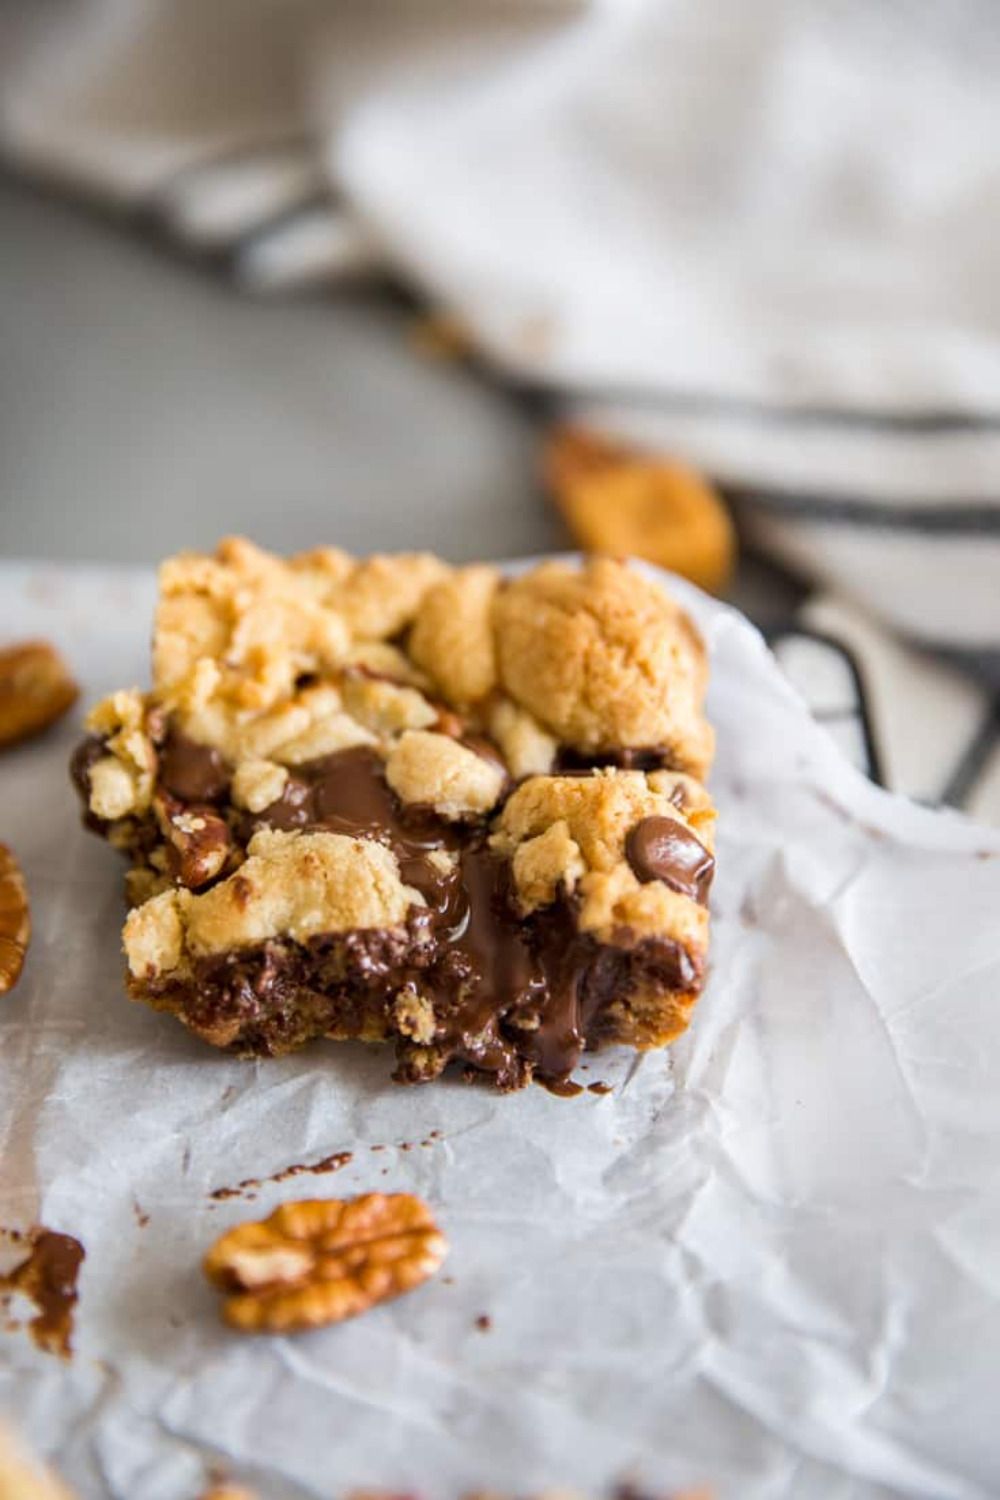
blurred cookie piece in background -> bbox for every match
[0,842,30,996]
[0,641,78,748]
[544,426,736,595]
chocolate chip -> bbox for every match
[625,816,714,904]
[555,744,674,772]
[158,732,230,803]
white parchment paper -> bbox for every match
[1,559,999,1500]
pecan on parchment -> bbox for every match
[0,641,78,748]
[0,842,30,995]
[204,1194,448,1333]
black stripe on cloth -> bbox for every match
[570,385,1000,432]
[938,702,1000,810]
[228,193,333,256]
[136,130,315,217]
[735,487,1000,534]
[133,139,336,278]
[766,624,886,786]
[0,161,301,291]
[936,645,1000,694]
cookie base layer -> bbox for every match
[128,899,700,1093]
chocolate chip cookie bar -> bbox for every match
[71,539,716,1092]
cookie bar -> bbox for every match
[71,539,716,1092]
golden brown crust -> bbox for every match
[493,558,713,774]
[86,544,713,832]
[84,689,157,818]
[486,696,557,779]
[385,730,505,819]
[593,975,702,1053]
[123,830,425,976]
[152,538,445,719]
[545,423,736,594]
[493,770,714,949]
[409,564,499,705]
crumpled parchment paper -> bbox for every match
[1,558,999,1500]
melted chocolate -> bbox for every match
[70,737,166,875]
[71,726,230,812]
[252,745,454,846]
[625,815,714,904]
[430,846,544,1083]
[250,745,469,937]
[0,1229,85,1359]
[158,732,230,803]
[146,903,695,1088]
[193,744,572,1081]
[556,745,675,773]
[79,724,703,1091]
[460,734,510,783]
[210,1149,353,1202]
[69,734,105,798]
[69,734,110,832]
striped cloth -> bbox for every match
[2,0,997,815]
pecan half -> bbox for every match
[0,842,30,995]
[544,425,736,594]
[0,641,79,748]
[204,1194,448,1333]
[152,791,233,889]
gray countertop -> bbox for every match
[0,177,557,564]
[0,174,803,628]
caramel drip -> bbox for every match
[0,1228,84,1359]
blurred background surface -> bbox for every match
[0,0,997,818]
[0,175,555,565]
